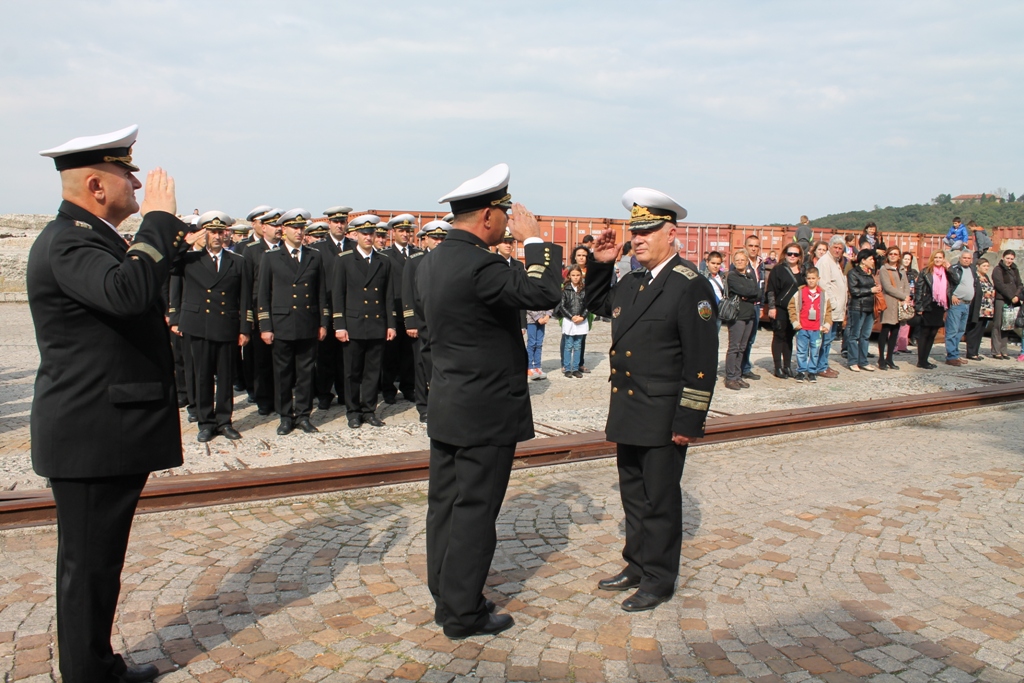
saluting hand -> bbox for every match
[185,228,207,248]
[591,228,622,263]
[139,168,177,217]
[508,203,542,242]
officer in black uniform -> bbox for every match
[332,215,396,429]
[169,211,252,442]
[243,207,284,414]
[31,125,195,683]
[421,164,562,639]
[380,214,421,404]
[495,228,529,330]
[309,205,353,410]
[401,220,448,422]
[233,206,272,397]
[585,187,719,612]
[169,213,200,415]
[257,209,329,435]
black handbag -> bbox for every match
[717,280,740,322]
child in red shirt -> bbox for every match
[787,267,833,382]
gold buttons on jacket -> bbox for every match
[611,350,616,356]
[206,299,210,303]
[364,300,368,304]
[611,368,617,374]
[626,371,631,377]
[628,389,634,396]
[612,387,618,393]
[207,289,211,293]
[626,351,632,357]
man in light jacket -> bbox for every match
[814,235,848,379]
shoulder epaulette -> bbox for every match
[339,250,352,257]
[224,249,243,259]
[673,264,698,280]
[409,251,424,259]
[73,220,92,230]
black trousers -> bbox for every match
[381,315,415,401]
[771,320,796,370]
[252,333,275,412]
[315,334,346,406]
[878,323,900,364]
[232,344,245,391]
[272,337,317,421]
[918,325,941,365]
[189,336,235,431]
[426,440,515,635]
[171,333,188,406]
[241,336,255,396]
[344,338,384,416]
[180,332,196,417]
[412,333,429,418]
[616,442,687,597]
[51,474,148,683]
[965,317,989,357]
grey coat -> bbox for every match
[878,264,910,325]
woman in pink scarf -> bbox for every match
[913,251,949,369]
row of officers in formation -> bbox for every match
[28,123,718,682]
[169,205,471,441]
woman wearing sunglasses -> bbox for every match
[765,244,807,378]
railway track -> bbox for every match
[1,382,1022,530]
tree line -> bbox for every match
[805,194,1024,233]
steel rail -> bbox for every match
[1,382,1021,530]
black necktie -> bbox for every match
[291,249,299,261]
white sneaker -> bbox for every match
[535,370,547,380]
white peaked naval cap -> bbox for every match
[621,187,687,230]
[39,124,140,172]
[438,163,512,215]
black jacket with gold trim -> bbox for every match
[585,254,718,445]
[257,245,329,340]
[331,249,395,340]
[169,249,252,342]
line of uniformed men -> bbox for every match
[168,206,454,439]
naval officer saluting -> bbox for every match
[419,164,563,639]
[169,211,252,442]
[257,209,330,435]
[30,125,199,682]
[585,188,718,611]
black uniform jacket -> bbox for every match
[169,249,252,342]
[418,230,562,447]
[309,236,347,328]
[257,246,330,340]
[331,249,396,339]
[586,255,719,446]
[243,239,277,305]
[382,244,422,304]
[27,201,189,478]
[401,250,428,331]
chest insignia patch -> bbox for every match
[697,300,713,321]
[612,306,622,319]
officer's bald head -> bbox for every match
[60,163,141,226]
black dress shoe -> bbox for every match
[419,414,428,423]
[348,415,362,429]
[435,599,495,625]
[177,397,189,408]
[217,426,243,440]
[773,368,787,379]
[363,414,385,427]
[197,428,216,443]
[257,406,273,416]
[383,395,398,405]
[887,361,899,371]
[276,420,294,435]
[621,589,671,612]
[967,355,984,361]
[246,394,257,405]
[443,612,514,640]
[233,383,246,393]
[187,413,198,423]
[917,362,937,369]
[317,397,333,411]
[297,419,319,434]
[598,572,641,591]
[117,663,160,683]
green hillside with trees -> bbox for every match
[808,193,1024,233]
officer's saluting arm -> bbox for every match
[584,259,617,318]
[673,272,719,438]
[475,241,563,310]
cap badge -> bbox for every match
[629,204,672,225]
[102,146,134,168]
[612,306,622,319]
[697,300,713,321]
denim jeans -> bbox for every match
[526,323,546,370]
[795,329,822,374]
[845,309,874,368]
[815,322,840,374]
[944,302,970,360]
[562,334,584,372]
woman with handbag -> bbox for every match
[877,246,911,370]
[765,244,806,378]
[845,249,880,372]
[914,251,950,369]
[991,250,1022,360]
[896,252,918,353]
[724,250,761,390]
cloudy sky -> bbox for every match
[3,1,1021,224]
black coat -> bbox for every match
[555,284,587,320]
[257,245,330,340]
[418,230,562,446]
[401,249,429,331]
[27,201,188,478]
[847,266,876,313]
[992,261,1023,303]
[725,270,760,321]
[170,249,252,342]
[243,239,278,306]
[381,243,422,307]
[586,256,719,444]
[331,249,396,339]
[309,236,347,328]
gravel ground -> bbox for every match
[2,302,1022,491]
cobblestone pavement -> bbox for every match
[3,303,1022,491]
[1,406,1022,682]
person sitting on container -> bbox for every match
[943,217,969,251]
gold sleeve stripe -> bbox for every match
[679,397,710,411]
[682,388,712,399]
[258,312,270,320]
[527,264,546,275]
[403,310,414,318]
[126,242,164,263]
[333,312,344,318]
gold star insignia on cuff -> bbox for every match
[697,372,704,379]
